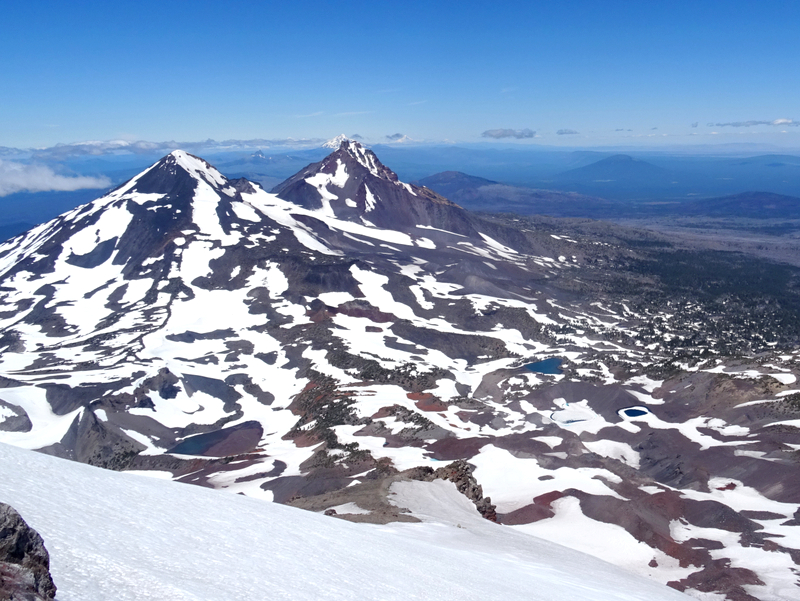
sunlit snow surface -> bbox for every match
[0,443,690,601]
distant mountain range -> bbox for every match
[415,171,619,217]
[3,145,800,243]
[547,154,677,191]
[412,171,499,198]
[216,148,329,187]
[417,165,800,221]
[679,190,800,218]
[418,155,678,201]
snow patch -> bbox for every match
[0,443,689,601]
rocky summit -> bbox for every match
[0,141,799,601]
[272,138,479,235]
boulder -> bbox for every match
[0,503,56,600]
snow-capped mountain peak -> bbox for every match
[271,140,477,235]
[336,139,390,179]
[99,149,236,204]
[322,134,351,149]
[0,149,251,288]
[162,149,230,190]
[321,137,390,180]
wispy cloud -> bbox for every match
[709,119,798,127]
[481,128,535,139]
[408,100,427,106]
[2,138,327,160]
[500,87,517,94]
[556,129,579,135]
[295,111,324,118]
[0,160,111,197]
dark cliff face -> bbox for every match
[272,140,480,237]
[0,503,57,601]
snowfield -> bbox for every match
[0,443,690,601]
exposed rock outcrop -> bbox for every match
[0,503,56,601]
[412,459,498,522]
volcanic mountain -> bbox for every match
[542,154,683,199]
[554,154,670,184]
[272,139,481,236]
[414,171,499,199]
[0,141,799,601]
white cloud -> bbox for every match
[482,128,535,139]
[385,133,414,143]
[709,118,798,128]
[1,138,325,160]
[0,160,111,197]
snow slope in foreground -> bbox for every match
[0,443,689,601]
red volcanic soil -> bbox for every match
[499,490,567,525]
[336,301,396,323]
[408,392,449,412]
[287,431,320,448]
[426,437,492,460]
[500,503,556,524]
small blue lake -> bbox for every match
[620,407,650,418]
[524,358,563,375]
[168,429,229,455]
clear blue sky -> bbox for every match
[2,0,799,148]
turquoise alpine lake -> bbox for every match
[523,358,563,375]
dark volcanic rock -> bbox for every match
[0,400,32,433]
[0,503,56,601]
[73,409,147,470]
[668,558,764,601]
